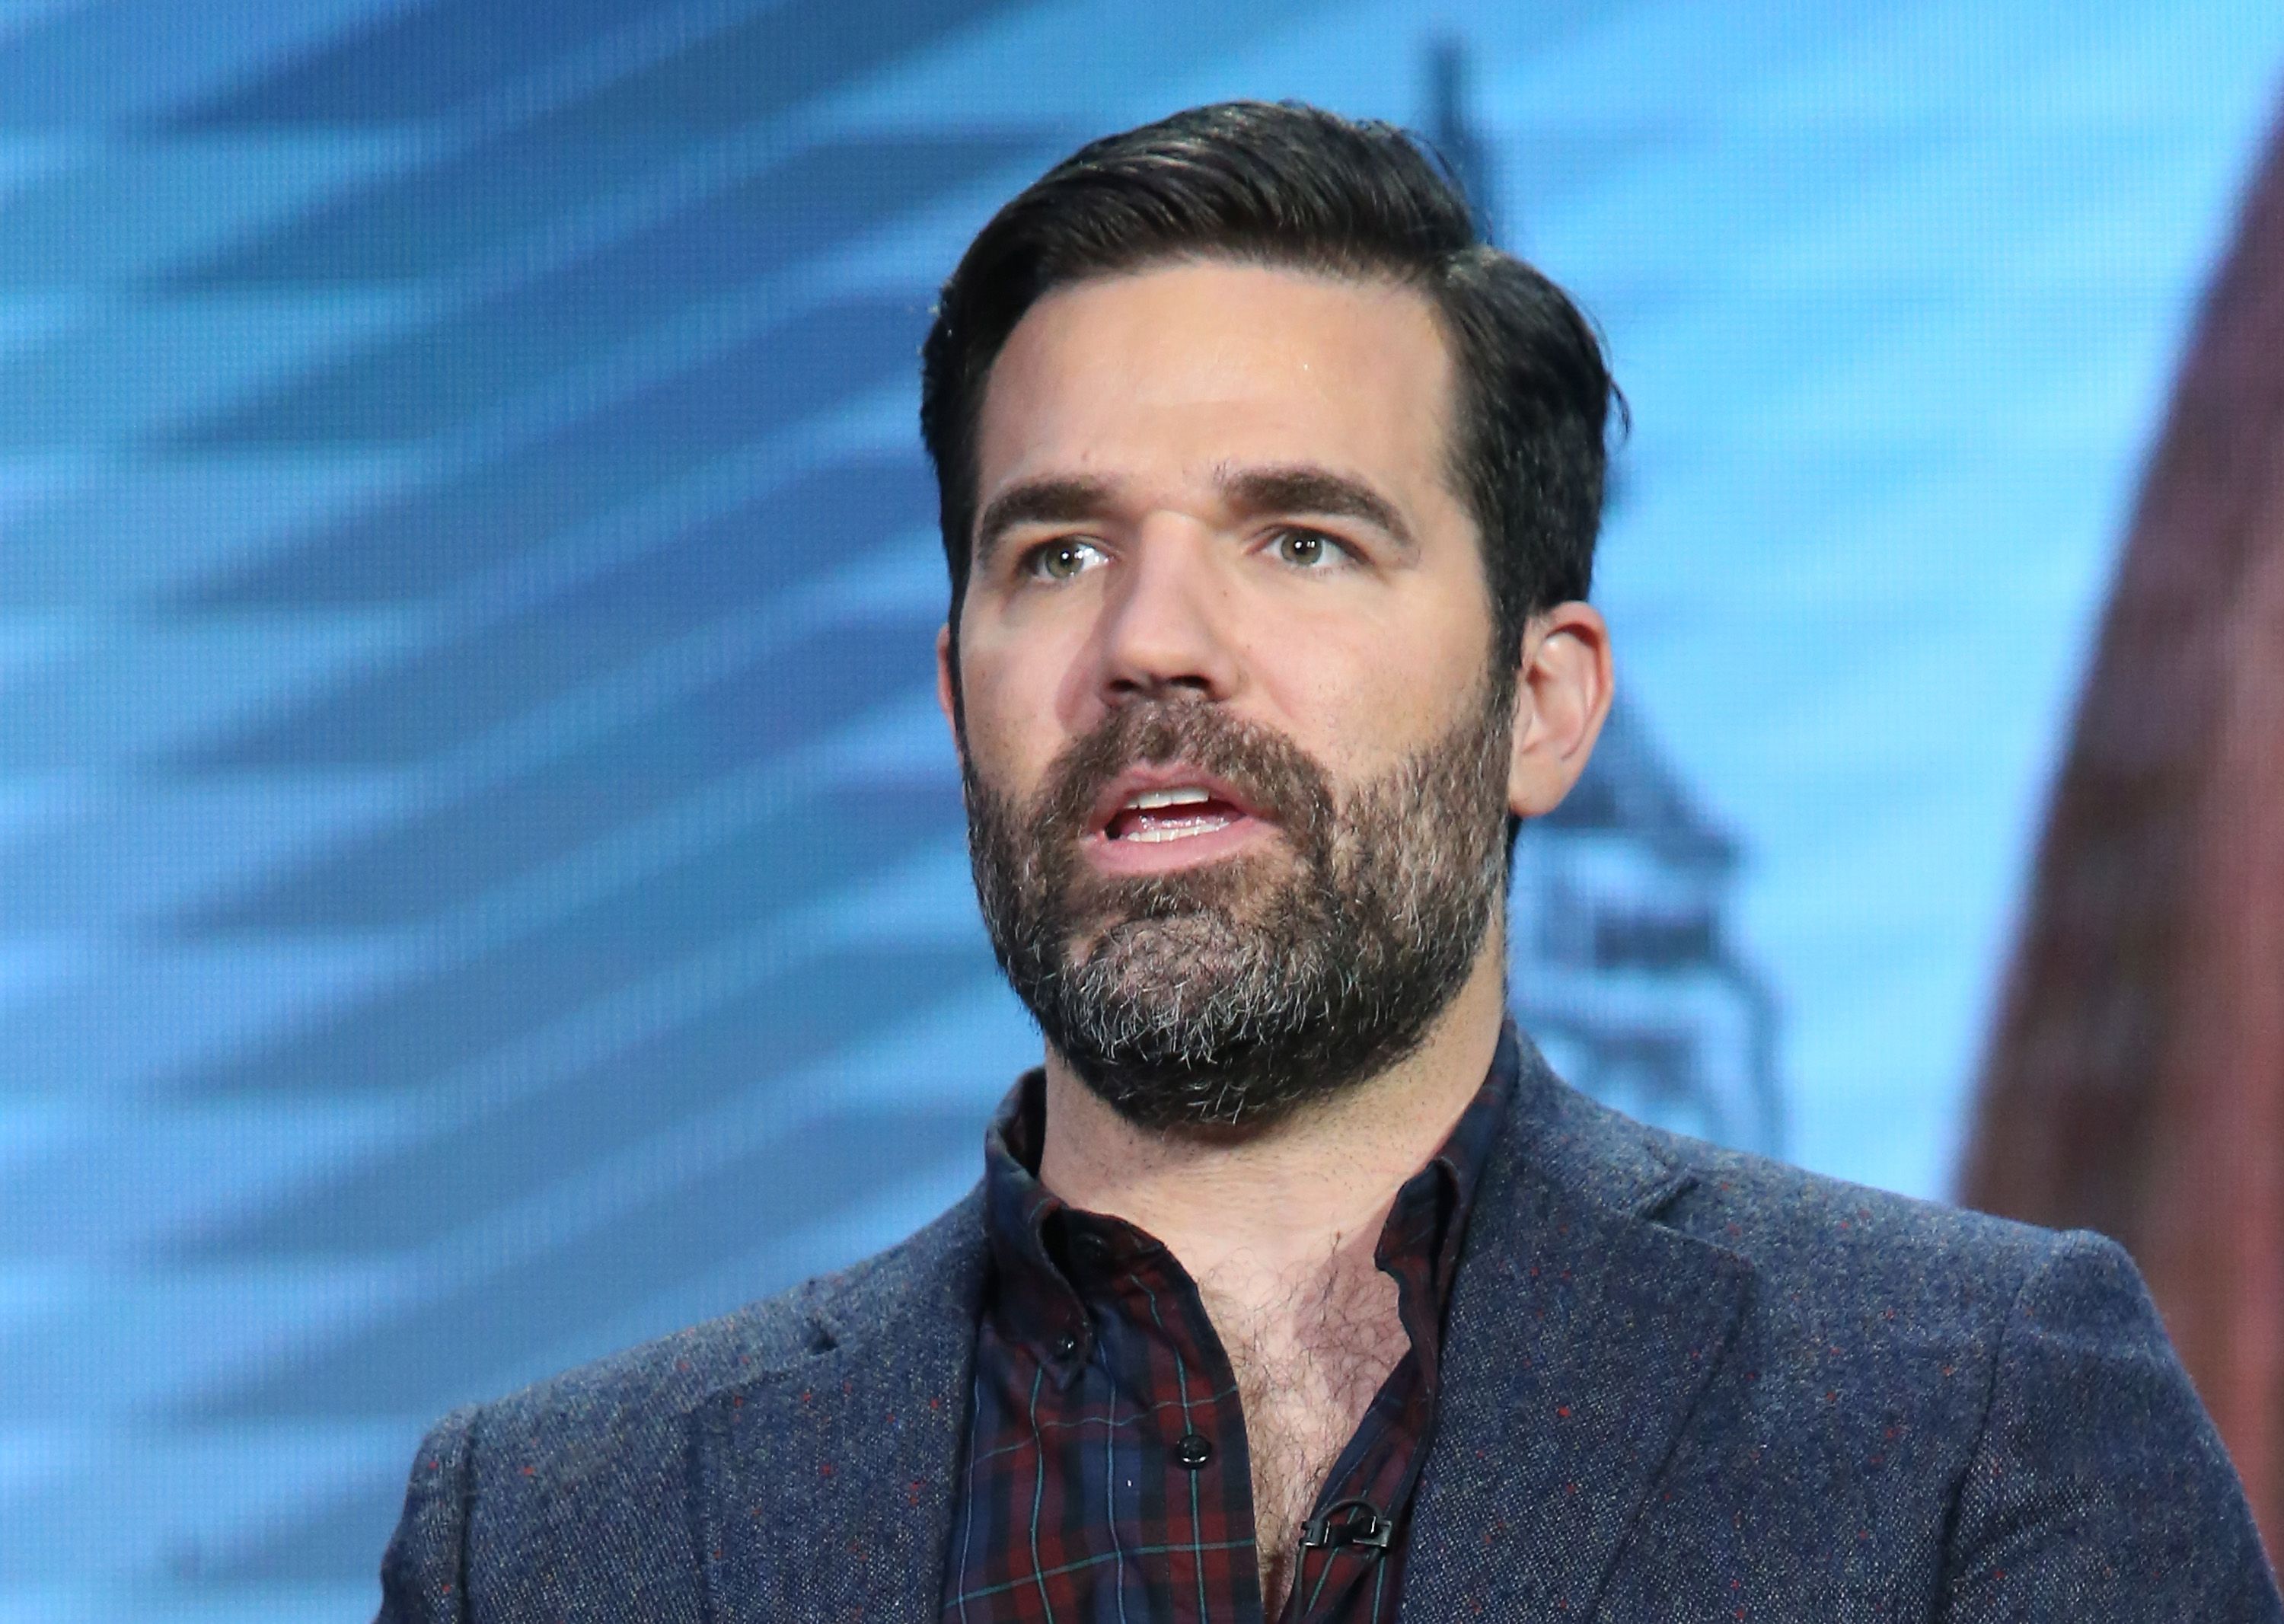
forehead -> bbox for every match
[973,260,1457,508]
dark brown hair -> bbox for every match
[919,99,1619,665]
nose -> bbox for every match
[1091,522,1243,709]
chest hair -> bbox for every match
[1197,1257,1410,1616]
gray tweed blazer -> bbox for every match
[376,1041,2281,1620]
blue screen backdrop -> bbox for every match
[1,2,2279,1617]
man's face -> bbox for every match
[944,260,1520,1128]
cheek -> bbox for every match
[956,637,1067,795]
[1245,602,1448,748]
[1273,618,1492,781]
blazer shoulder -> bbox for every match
[473,1184,985,1486]
[1649,1118,2083,1336]
[377,1190,988,1616]
[1530,1074,2081,1340]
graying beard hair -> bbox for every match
[965,683,1513,1131]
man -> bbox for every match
[377,102,2279,1621]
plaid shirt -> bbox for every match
[939,1027,1517,1622]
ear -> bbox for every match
[935,622,961,745]
[1507,601,1613,819]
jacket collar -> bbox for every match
[689,1187,990,1624]
[687,1031,1753,1622]
[1398,1035,1754,1618]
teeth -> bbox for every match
[1126,786,1214,810]
[1124,815,1234,843]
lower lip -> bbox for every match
[1083,812,1275,876]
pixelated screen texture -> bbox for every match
[1,0,2279,1617]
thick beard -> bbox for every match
[962,682,1514,1131]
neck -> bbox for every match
[1035,936,1508,1284]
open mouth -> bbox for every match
[1104,786,1249,844]
[1084,770,1274,872]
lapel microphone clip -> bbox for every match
[1300,1498,1394,1555]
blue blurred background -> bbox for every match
[2,2,2280,1617]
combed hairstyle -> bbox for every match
[919,99,1620,669]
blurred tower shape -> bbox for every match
[1426,42,1784,1155]
[1512,705,1785,1156]
[1964,108,2284,1546]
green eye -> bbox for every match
[1032,541,1102,581]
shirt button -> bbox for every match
[1051,1331,1082,1360]
[1172,1432,1214,1469]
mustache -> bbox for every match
[1029,700,1337,851]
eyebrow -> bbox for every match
[970,461,1416,566]
[973,476,1118,570]
[1215,463,1415,554]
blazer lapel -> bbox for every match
[1402,1056,1753,1620]
[691,1194,987,1624]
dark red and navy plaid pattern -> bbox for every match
[939,1027,1517,1622]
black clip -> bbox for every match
[1300,1498,1394,1555]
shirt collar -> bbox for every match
[979,1019,1522,1358]
[979,1066,1091,1351]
